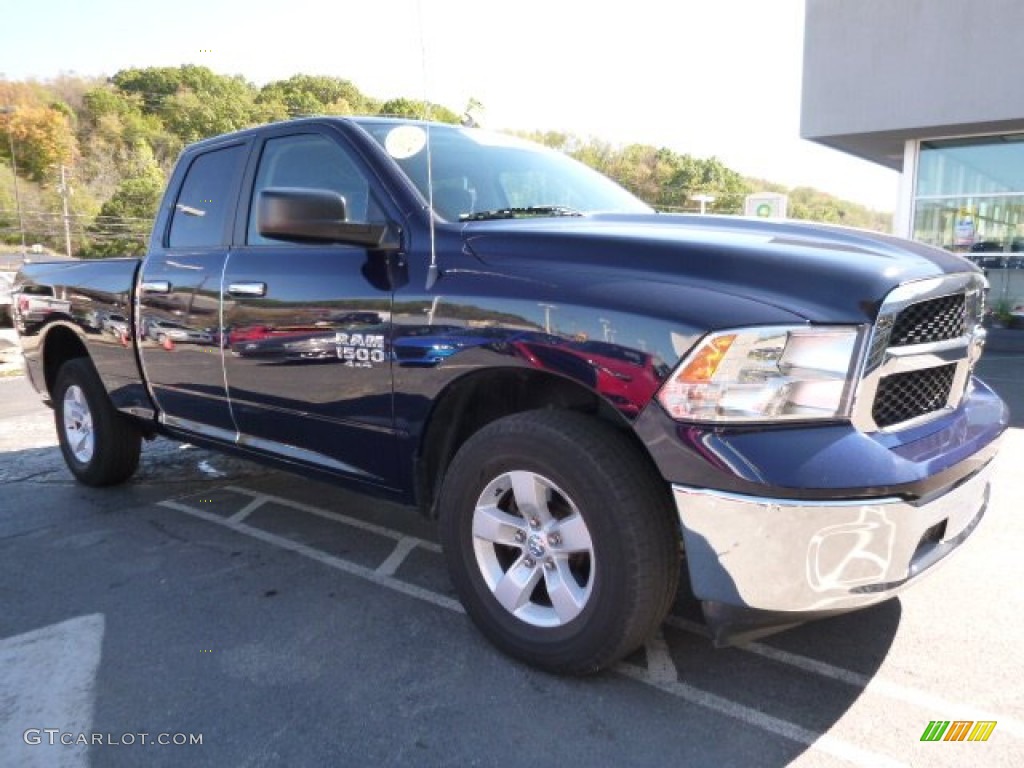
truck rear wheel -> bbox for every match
[54,358,141,487]
[438,410,680,674]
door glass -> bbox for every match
[168,144,246,248]
[247,134,373,245]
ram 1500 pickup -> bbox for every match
[14,117,1007,674]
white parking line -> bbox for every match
[667,615,1024,739]
[375,537,421,577]
[158,500,462,614]
[223,485,441,552]
[616,663,907,768]
[228,494,270,524]
[643,629,677,684]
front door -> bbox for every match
[223,129,398,487]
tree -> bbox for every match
[0,162,19,245]
[785,186,891,230]
[0,104,77,182]
[258,75,374,117]
[378,98,460,124]
[518,132,752,214]
[111,66,264,143]
[81,142,163,258]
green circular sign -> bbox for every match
[756,203,772,217]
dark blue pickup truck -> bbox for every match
[14,117,1007,674]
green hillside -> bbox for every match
[0,66,891,259]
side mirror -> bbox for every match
[257,187,399,250]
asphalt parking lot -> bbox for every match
[0,337,1022,767]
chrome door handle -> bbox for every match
[227,282,267,297]
[141,280,171,294]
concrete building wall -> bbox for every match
[801,0,1024,169]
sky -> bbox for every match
[1,0,899,211]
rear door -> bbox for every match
[138,140,249,439]
[222,126,399,487]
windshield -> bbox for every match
[356,120,652,221]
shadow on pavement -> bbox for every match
[979,328,1024,427]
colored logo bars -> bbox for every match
[920,721,997,742]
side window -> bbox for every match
[168,145,245,248]
[247,134,375,246]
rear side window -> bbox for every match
[168,145,245,248]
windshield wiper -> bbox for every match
[460,206,583,222]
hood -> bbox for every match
[460,214,979,324]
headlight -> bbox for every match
[656,326,864,422]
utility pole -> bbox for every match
[538,303,557,334]
[58,164,73,258]
[0,105,27,251]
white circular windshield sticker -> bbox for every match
[384,126,427,159]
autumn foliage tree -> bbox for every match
[523,132,751,214]
[0,66,891,258]
[0,82,77,182]
[256,75,376,117]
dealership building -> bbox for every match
[801,0,1024,261]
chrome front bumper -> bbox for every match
[673,462,993,644]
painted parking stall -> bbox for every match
[2,372,1021,767]
[155,481,1024,768]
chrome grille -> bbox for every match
[872,364,956,428]
[854,273,985,433]
[890,294,966,346]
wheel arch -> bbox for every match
[41,323,89,397]
[414,366,662,518]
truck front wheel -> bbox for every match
[439,410,680,674]
[54,358,141,486]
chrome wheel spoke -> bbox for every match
[544,559,588,623]
[553,514,592,553]
[62,385,95,463]
[64,401,80,428]
[493,556,543,614]
[472,503,528,547]
[510,471,552,525]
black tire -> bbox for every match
[54,357,142,487]
[439,410,680,675]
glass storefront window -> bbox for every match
[912,195,1024,256]
[917,135,1024,198]
[913,135,1024,256]
[913,135,1024,315]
